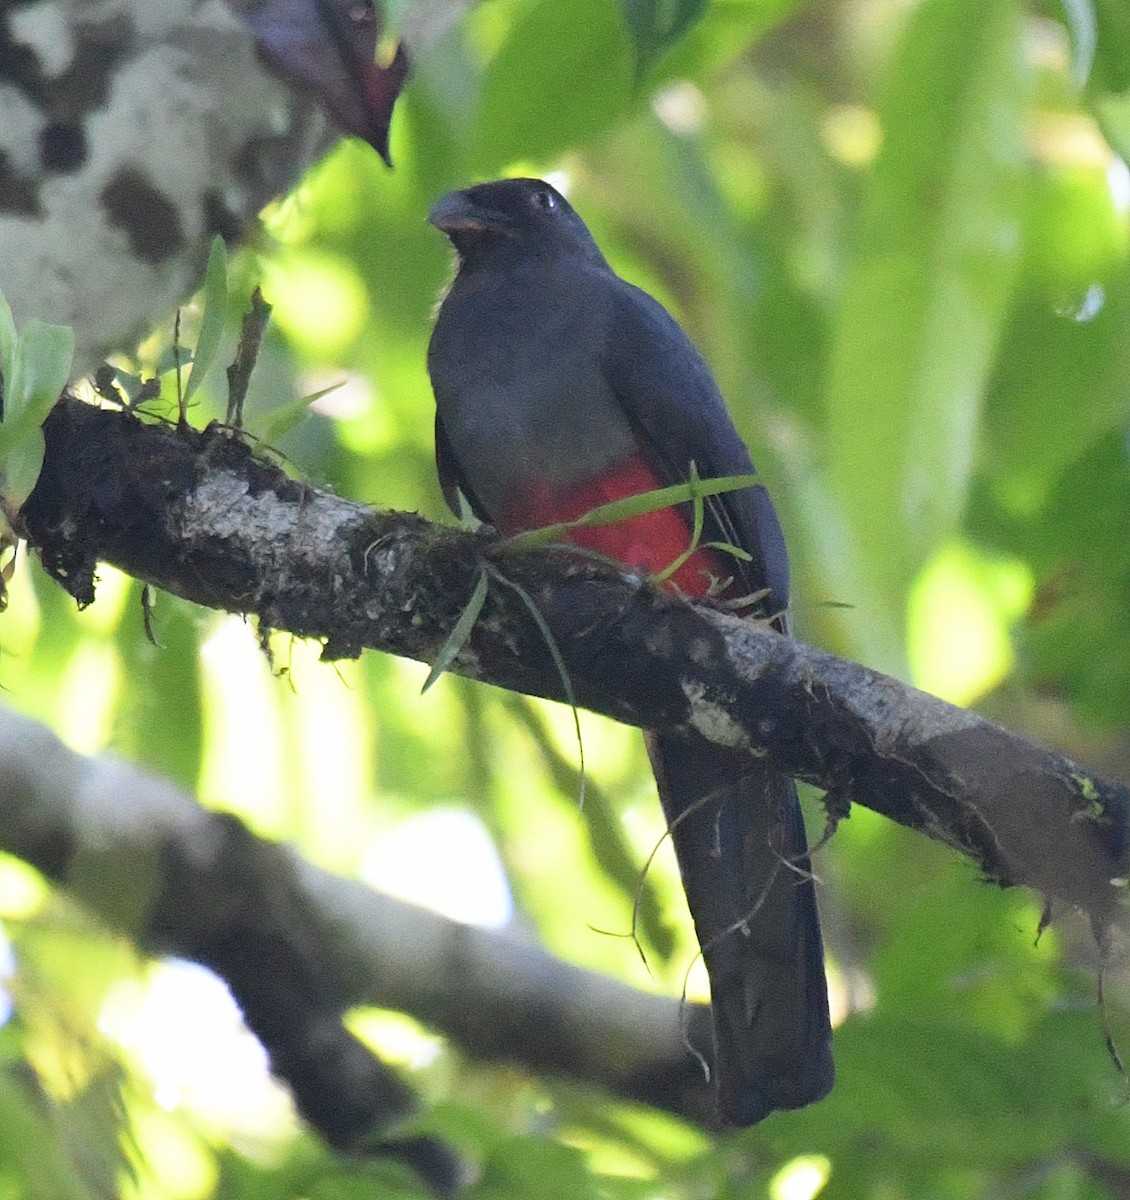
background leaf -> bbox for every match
[621,0,708,77]
[472,0,635,169]
[823,0,1029,672]
[183,237,229,407]
[0,315,72,506]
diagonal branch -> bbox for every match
[0,701,721,1173]
[18,395,1130,932]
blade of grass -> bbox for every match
[255,381,346,445]
[183,236,228,407]
[421,567,490,693]
[653,461,707,582]
[503,471,760,552]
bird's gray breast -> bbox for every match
[428,266,639,518]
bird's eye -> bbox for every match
[531,187,556,212]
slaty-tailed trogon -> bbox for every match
[426,177,833,1125]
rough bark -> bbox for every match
[19,396,1130,932]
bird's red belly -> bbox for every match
[501,455,729,599]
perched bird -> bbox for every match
[426,177,833,1125]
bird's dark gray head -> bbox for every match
[428,178,608,268]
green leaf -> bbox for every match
[2,430,46,509]
[701,541,751,562]
[183,236,228,406]
[0,292,17,407]
[620,0,707,77]
[114,594,206,788]
[473,0,634,169]
[983,275,1130,512]
[502,472,760,552]
[477,1134,600,1198]
[253,381,345,445]
[421,567,490,693]
[651,460,706,582]
[0,319,72,438]
[823,0,1029,671]
[646,0,807,85]
[0,315,72,507]
[15,321,73,423]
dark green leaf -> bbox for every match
[473,0,634,169]
[422,567,490,693]
[620,0,707,76]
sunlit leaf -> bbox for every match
[2,431,46,509]
[183,236,228,406]
[254,380,345,445]
[824,0,1029,669]
[0,314,72,507]
[0,292,18,408]
[14,321,73,421]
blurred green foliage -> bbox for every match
[4,0,1130,1197]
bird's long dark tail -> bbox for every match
[646,732,833,1125]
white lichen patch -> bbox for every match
[181,472,368,564]
[682,680,749,752]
